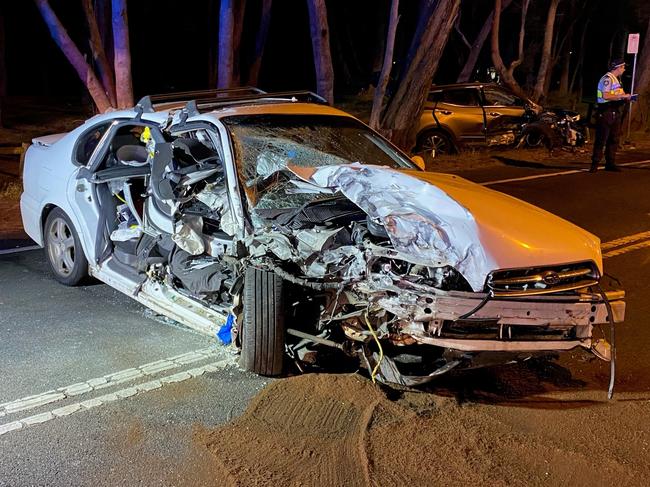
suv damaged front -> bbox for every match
[222,114,625,387]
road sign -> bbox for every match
[627,34,640,139]
[627,33,640,54]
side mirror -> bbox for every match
[411,155,426,171]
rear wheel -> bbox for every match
[240,267,286,376]
[44,208,88,286]
[415,130,455,164]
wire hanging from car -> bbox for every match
[596,284,617,400]
[458,290,493,320]
[363,311,383,384]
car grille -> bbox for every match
[486,262,599,297]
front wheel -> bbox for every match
[521,123,557,149]
[44,208,88,286]
[240,267,286,376]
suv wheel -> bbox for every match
[521,122,557,149]
[416,130,455,161]
[44,208,88,286]
[240,267,286,376]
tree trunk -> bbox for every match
[217,0,235,88]
[369,0,399,130]
[246,0,272,87]
[558,49,571,96]
[94,0,113,63]
[379,0,461,149]
[232,0,247,86]
[82,0,116,107]
[34,0,112,112]
[0,6,6,127]
[329,11,353,91]
[306,0,334,104]
[632,17,650,130]
[371,7,387,75]
[546,1,580,97]
[112,0,133,107]
[569,18,589,94]
[457,0,513,83]
[490,0,529,99]
[208,0,218,87]
[509,0,529,78]
[533,0,560,102]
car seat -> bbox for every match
[116,144,148,166]
[145,138,224,236]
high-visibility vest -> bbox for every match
[597,72,625,104]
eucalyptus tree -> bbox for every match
[33,0,132,112]
[376,0,461,149]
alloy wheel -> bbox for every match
[421,133,450,157]
[47,217,76,277]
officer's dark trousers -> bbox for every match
[591,106,621,168]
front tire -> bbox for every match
[240,267,285,376]
[521,123,557,149]
[44,208,88,286]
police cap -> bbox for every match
[609,59,626,71]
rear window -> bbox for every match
[482,86,525,107]
[74,122,112,165]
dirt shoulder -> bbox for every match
[0,97,89,246]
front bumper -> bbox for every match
[372,287,625,354]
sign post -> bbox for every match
[627,33,640,139]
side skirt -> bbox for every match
[90,258,227,337]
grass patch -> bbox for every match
[0,180,22,201]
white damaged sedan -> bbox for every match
[21,89,625,391]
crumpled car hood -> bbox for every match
[402,169,603,276]
[289,164,602,291]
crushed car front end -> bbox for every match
[217,109,625,386]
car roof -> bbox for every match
[201,102,353,120]
[76,89,357,132]
[429,82,498,92]
[130,87,358,124]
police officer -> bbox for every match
[590,59,632,172]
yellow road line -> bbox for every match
[601,230,650,250]
[603,239,650,259]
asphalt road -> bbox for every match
[1,153,650,485]
[457,154,650,395]
[0,252,270,486]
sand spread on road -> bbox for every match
[202,370,649,486]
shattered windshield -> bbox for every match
[223,114,415,210]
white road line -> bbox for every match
[0,348,222,418]
[0,245,41,255]
[0,357,235,437]
[601,230,650,250]
[603,239,650,259]
[481,159,650,186]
